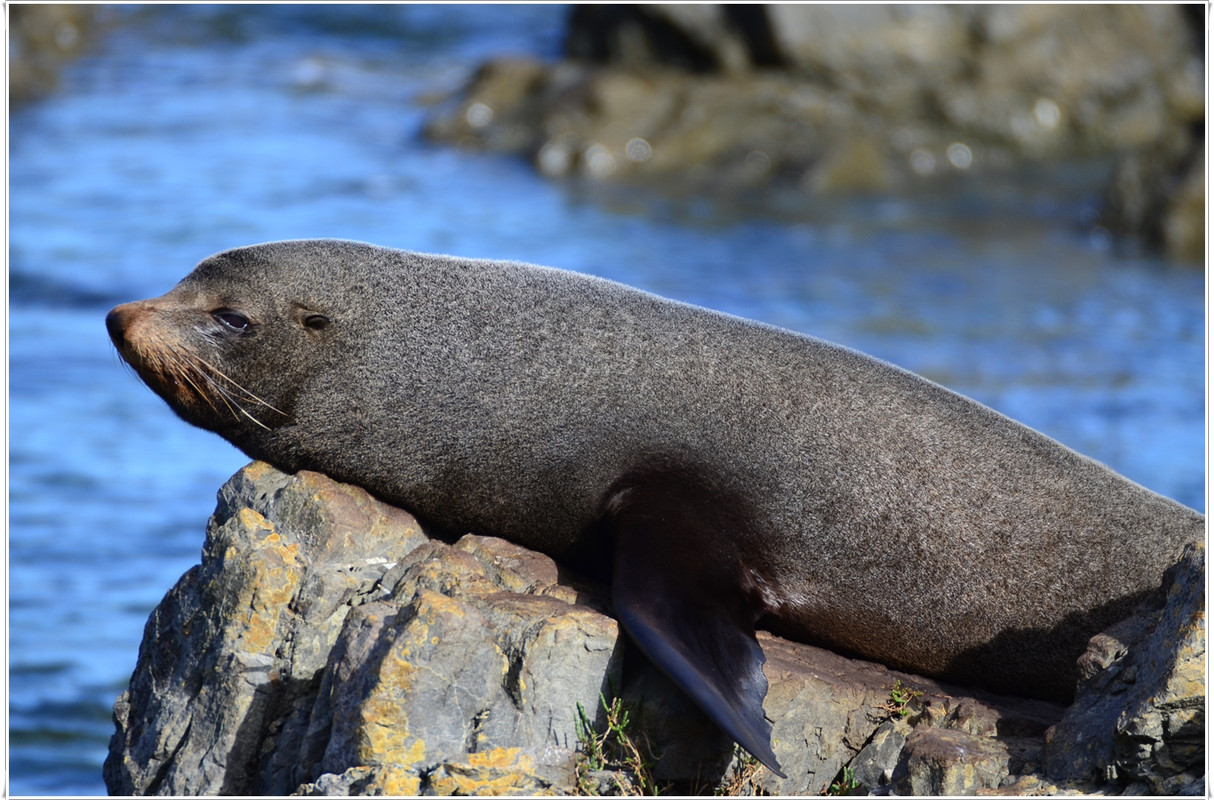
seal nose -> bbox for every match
[106,303,142,350]
[106,306,128,349]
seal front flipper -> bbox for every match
[604,468,786,779]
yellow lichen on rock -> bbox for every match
[223,508,305,652]
[364,765,424,796]
[428,748,551,796]
[355,649,422,767]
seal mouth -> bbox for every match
[106,301,286,430]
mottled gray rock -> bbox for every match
[563,4,1202,157]
[893,727,1012,795]
[1044,541,1206,795]
[106,462,1204,795]
[104,463,619,796]
[851,719,910,790]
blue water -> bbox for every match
[8,6,1205,796]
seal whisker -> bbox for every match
[131,337,263,428]
[178,356,236,418]
[190,352,288,418]
[194,373,278,431]
[148,343,220,415]
[178,351,277,431]
[211,387,273,430]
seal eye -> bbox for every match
[303,314,331,331]
[213,311,250,332]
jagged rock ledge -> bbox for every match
[105,462,1204,795]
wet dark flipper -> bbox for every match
[605,469,787,779]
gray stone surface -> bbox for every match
[851,719,910,790]
[106,462,1204,795]
[1044,541,1206,796]
[104,463,618,796]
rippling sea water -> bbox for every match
[8,6,1205,795]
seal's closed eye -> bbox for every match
[212,310,250,333]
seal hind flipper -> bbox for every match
[605,469,787,778]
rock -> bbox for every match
[893,727,1012,795]
[431,4,1202,165]
[1159,151,1205,264]
[425,4,1202,259]
[850,719,910,790]
[767,5,966,73]
[9,5,104,104]
[1043,541,1206,795]
[292,766,423,796]
[1102,142,1205,264]
[930,5,1201,155]
[104,463,618,796]
[106,462,1204,795]
[425,60,890,191]
[565,5,776,74]
[562,4,1202,158]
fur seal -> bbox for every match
[106,239,1202,777]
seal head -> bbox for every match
[106,243,357,439]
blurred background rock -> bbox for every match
[10,4,105,104]
[12,5,1204,261]
[424,4,1205,262]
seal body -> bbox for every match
[107,239,1203,775]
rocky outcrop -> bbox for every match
[1042,541,1206,795]
[106,463,1204,795]
[425,4,1203,261]
[103,463,616,796]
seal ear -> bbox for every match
[291,305,333,335]
[605,468,786,778]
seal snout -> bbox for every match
[105,296,286,430]
[106,300,163,359]
[105,303,139,351]
[105,299,169,377]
